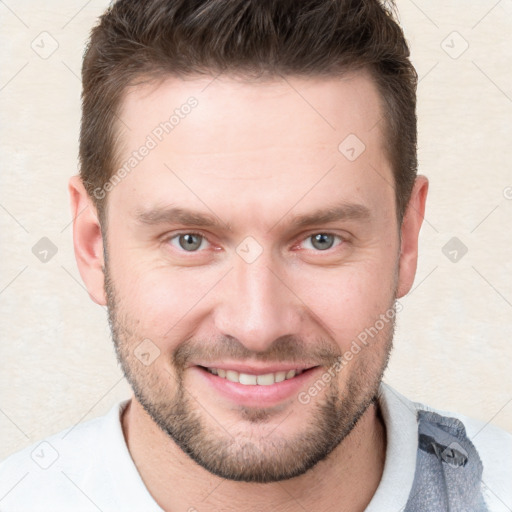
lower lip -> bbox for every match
[192,366,322,407]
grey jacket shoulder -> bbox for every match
[409,399,512,511]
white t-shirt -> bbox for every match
[0,383,510,511]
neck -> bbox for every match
[122,397,386,512]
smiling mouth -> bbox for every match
[198,366,319,386]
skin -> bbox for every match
[69,70,428,511]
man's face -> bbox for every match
[103,72,400,482]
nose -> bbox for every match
[213,250,304,353]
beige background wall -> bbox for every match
[1,0,511,459]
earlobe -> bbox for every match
[68,175,107,306]
[396,175,429,299]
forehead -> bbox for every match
[109,71,392,226]
[117,71,385,154]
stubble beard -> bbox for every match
[104,260,395,483]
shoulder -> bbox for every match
[381,383,512,511]
[408,394,512,470]
[417,400,511,510]
[0,400,129,511]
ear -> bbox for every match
[396,175,429,298]
[68,175,107,305]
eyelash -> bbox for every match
[166,231,345,254]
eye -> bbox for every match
[301,233,343,251]
[168,233,210,252]
[166,232,344,254]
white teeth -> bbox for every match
[239,373,257,385]
[206,367,304,385]
[225,370,239,383]
[286,369,296,379]
[256,373,275,386]
[274,371,286,383]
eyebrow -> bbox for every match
[136,207,229,230]
[135,202,371,232]
[285,203,371,230]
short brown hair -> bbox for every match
[80,0,418,225]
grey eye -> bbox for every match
[177,233,204,251]
[309,233,336,251]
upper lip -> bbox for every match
[194,362,319,374]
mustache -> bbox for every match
[173,334,342,370]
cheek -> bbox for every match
[291,260,396,349]
[115,265,217,342]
